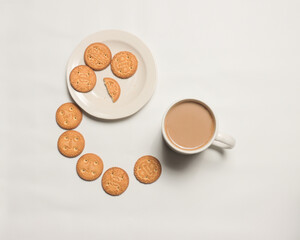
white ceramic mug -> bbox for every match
[161,99,236,155]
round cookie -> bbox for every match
[76,153,104,181]
[57,130,85,158]
[56,102,82,130]
[134,155,162,184]
[84,43,112,71]
[104,78,121,103]
[69,65,96,92]
[102,167,129,196]
[111,51,138,79]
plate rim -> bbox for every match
[66,29,157,120]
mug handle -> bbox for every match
[212,132,236,149]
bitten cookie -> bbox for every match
[134,155,162,184]
[102,167,129,196]
[56,102,82,129]
[104,78,121,103]
[84,43,112,71]
[57,130,85,158]
[69,65,96,92]
[76,153,104,181]
[111,51,138,79]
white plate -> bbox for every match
[66,30,157,119]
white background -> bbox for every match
[1,0,300,239]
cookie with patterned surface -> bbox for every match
[57,130,85,158]
[102,167,129,196]
[56,102,82,130]
[76,153,103,181]
[111,51,138,79]
[84,43,111,71]
[104,78,121,103]
[134,155,161,184]
[69,65,97,93]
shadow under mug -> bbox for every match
[161,99,236,155]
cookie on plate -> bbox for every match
[111,51,138,79]
[76,153,104,181]
[134,155,161,184]
[104,78,121,103]
[56,102,82,129]
[57,130,85,158]
[84,43,112,71]
[102,167,129,196]
[69,65,97,93]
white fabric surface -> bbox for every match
[1,0,300,239]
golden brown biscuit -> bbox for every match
[56,102,82,130]
[111,51,138,79]
[57,130,85,158]
[69,65,96,92]
[84,43,112,71]
[134,155,161,184]
[102,167,129,196]
[76,153,103,181]
[103,78,121,103]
